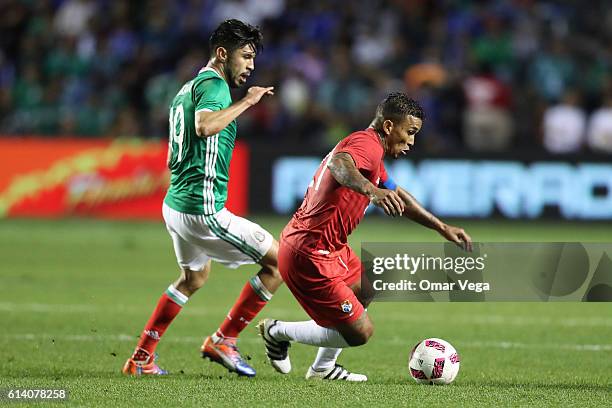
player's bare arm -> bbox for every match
[327,152,405,216]
[195,86,274,137]
[396,186,473,251]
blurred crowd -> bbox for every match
[1,0,611,153]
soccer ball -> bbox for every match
[408,338,460,385]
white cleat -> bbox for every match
[257,319,291,374]
[306,364,368,382]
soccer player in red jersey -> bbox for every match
[258,93,472,381]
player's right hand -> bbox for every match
[370,188,405,217]
[243,86,274,106]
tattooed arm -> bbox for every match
[327,152,405,216]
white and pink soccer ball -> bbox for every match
[408,338,460,385]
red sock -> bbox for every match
[133,292,183,359]
[217,278,270,340]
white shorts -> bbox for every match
[162,203,274,271]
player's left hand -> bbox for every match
[439,224,473,252]
[243,86,275,106]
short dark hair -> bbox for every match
[375,92,424,124]
[209,19,263,56]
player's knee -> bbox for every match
[179,267,209,293]
[259,246,282,283]
[260,240,279,269]
[262,263,281,282]
[345,335,364,347]
[187,275,207,292]
[344,324,374,347]
[345,330,371,347]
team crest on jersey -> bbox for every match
[340,300,353,313]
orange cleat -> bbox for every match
[122,349,168,376]
[201,335,256,377]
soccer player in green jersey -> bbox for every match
[123,19,282,377]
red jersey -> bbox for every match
[282,128,388,256]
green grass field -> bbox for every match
[1,217,611,407]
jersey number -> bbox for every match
[169,105,185,162]
[308,146,336,191]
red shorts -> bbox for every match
[278,241,365,328]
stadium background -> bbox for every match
[1,1,611,406]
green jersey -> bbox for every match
[164,67,237,215]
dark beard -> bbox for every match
[224,65,240,89]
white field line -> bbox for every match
[1,333,199,343]
[0,302,299,318]
[461,341,612,352]
[1,333,611,352]
[385,337,612,352]
[1,302,611,328]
